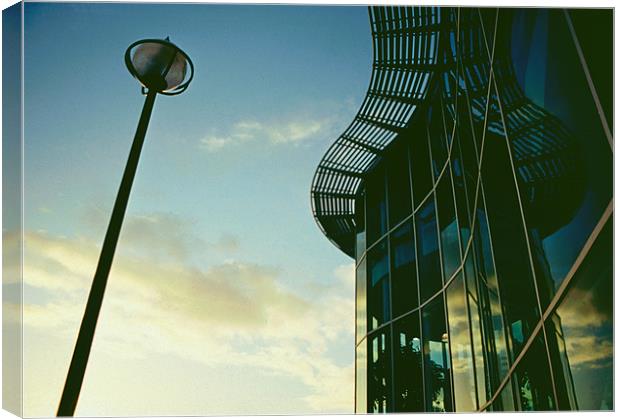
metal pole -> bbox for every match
[57,89,158,417]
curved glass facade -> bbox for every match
[311,6,612,413]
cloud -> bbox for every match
[81,211,241,262]
[199,117,333,152]
[18,220,355,414]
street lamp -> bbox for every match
[56,38,194,417]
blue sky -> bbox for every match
[17,2,371,415]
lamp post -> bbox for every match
[56,38,194,417]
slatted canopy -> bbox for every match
[310,6,442,257]
[311,6,583,257]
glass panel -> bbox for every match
[474,196,510,392]
[410,129,433,209]
[549,220,612,410]
[436,172,461,280]
[392,312,424,412]
[513,331,555,411]
[355,194,366,260]
[387,148,413,227]
[356,338,368,413]
[415,197,442,302]
[367,240,390,330]
[356,257,367,344]
[464,250,488,407]
[446,273,476,411]
[545,313,577,410]
[480,85,541,356]
[428,100,449,180]
[390,221,418,317]
[366,166,387,245]
[451,122,472,250]
[506,8,612,301]
[493,378,515,412]
[422,297,452,412]
[368,328,392,413]
[566,9,612,129]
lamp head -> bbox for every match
[125,37,194,95]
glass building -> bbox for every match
[310,6,612,413]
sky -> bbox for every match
[9,2,372,415]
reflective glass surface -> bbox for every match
[547,220,613,410]
[350,6,611,413]
[422,297,452,412]
[446,273,476,411]
[356,257,367,344]
[415,198,442,302]
[390,222,418,317]
[356,339,368,413]
[367,240,389,330]
[368,329,392,413]
[392,313,424,412]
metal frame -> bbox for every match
[310,7,441,257]
[328,5,612,414]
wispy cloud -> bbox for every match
[200,117,334,152]
[17,215,354,415]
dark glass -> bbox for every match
[548,220,612,410]
[436,172,461,280]
[355,194,366,260]
[390,222,418,317]
[387,148,413,227]
[415,197,442,302]
[493,378,515,412]
[478,8,498,57]
[545,313,578,410]
[513,331,555,411]
[366,166,388,245]
[367,240,390,330]
[480,86,541,357]
[567,9,612,130]
[422,297,453,412]
[446,273,476,411]
[392,312,424,412]
[367,328,392,413]
[410,128,433,209]
[427,99,449,180]
[356,338,368,413]
[474,197,510,391]
[451,124,472,250]
[506,8,612,300]
[356,257,367,344]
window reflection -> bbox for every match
[514,331,555,411]
[436,173,461,279]
[549,220,612,410]
[392,312,424,412]
[356,339,368,413]
[355,194,366,260]
[410,130,433,209]
[446,273,476,411]
[415,197,442,302]
[390,222,418,317]
[422,297,453,412]
[356,257,367,344]
[366,166,388,245]
[367,240,390,330]
[350,6,612,414]
[368,328,392,413]
[387,148,413,227]
[505,8,612,300]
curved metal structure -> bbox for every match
[311,7,441,257]
[311,6,583,256]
